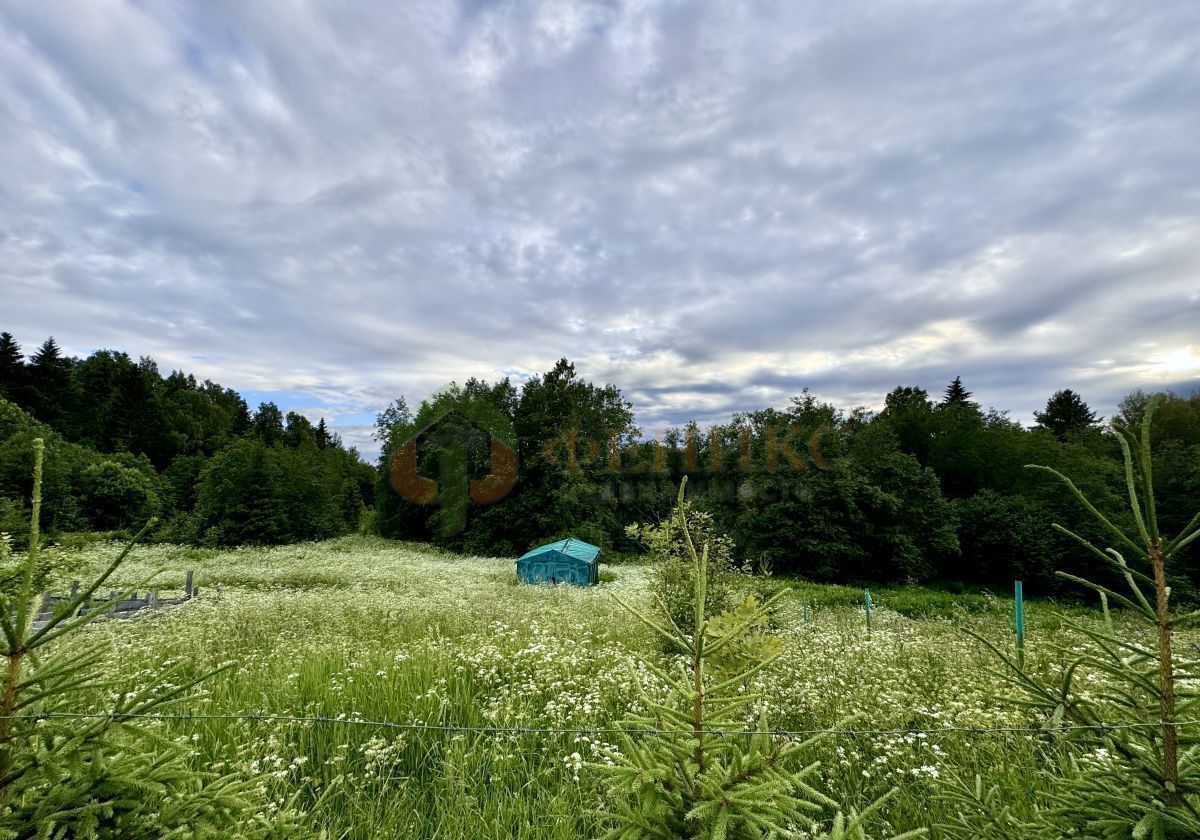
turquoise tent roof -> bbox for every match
[517,538,601,565]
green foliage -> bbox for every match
[27,338,73,432]
[731,420,957,584]
[949,397,1200,838]
[0,333,369,548]
[627,498,742,630]
[0,335,31,414]
[1034,388,1101,441]
[373,364,634,555]
[601,479,925,840]
[193,438,361,546]
[0,439,310,837]
[0,399,108,535]
[879,386,936,463]
[5,325,1200,597]
[80,459,161,531]
[252,402,285,447]
[941,376,976,408]
[953,490,1059,587]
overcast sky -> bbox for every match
[2,1,1198,461]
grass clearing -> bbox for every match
[44,535,1184,838]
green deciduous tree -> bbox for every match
[283,411,315,448]
[80,459,161,531]
[627,497,743,631]
[953,490,1058,588]
[252,402,285,446]
[878,386,935,463]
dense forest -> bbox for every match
[2,330,1198,595]
[0,332,374,547]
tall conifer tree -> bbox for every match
[0,332,27,407]
[941,375,973,406]
[1034,388,1100,440]
[28,336,73,428]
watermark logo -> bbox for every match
[541,425,831,473]
[390,406,832,533]
[388,404,517,536]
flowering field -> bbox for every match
[50,535,1162,838]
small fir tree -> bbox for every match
[600,478,925,840]
[947,397,1200,838]
[0,438,313,836]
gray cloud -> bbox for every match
[1,0,1198,461]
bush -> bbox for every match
[627,498,744,630]
[80,459,160,530]
[953,490,1058,587]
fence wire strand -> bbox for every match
[7,711,1200,740]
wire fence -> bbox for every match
[8,710,1200,740]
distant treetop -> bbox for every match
[941,376,975,407]
[1034,388,1100,440]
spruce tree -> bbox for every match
[0,438,309,836]
[28,336,73,428]
[599,479,924,840]
[1033,388,1100,441]
[948,397,1200,837]
[0,333,27,409]
[941,376,973,407]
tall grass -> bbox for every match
[41,535,1193,838]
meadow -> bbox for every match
[44,535,1181,838]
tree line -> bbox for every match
[0,332,374,546]
[2,330,1198,595]
[372,362,1200,596]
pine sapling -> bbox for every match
[0,438,318,837]
[951,397,1200,838]
[598,477,925,840]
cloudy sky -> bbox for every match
[2,1,1198,460]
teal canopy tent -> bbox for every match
[516,538,601,586]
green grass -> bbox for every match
[43,535,1187,838]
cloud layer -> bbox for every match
[2,0,1198,460]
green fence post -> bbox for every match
[1014,580,1025,669]
[864,588,872,635]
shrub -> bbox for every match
[80,458,161,530]
[627,498,743,630]
[953,490,1058,587]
